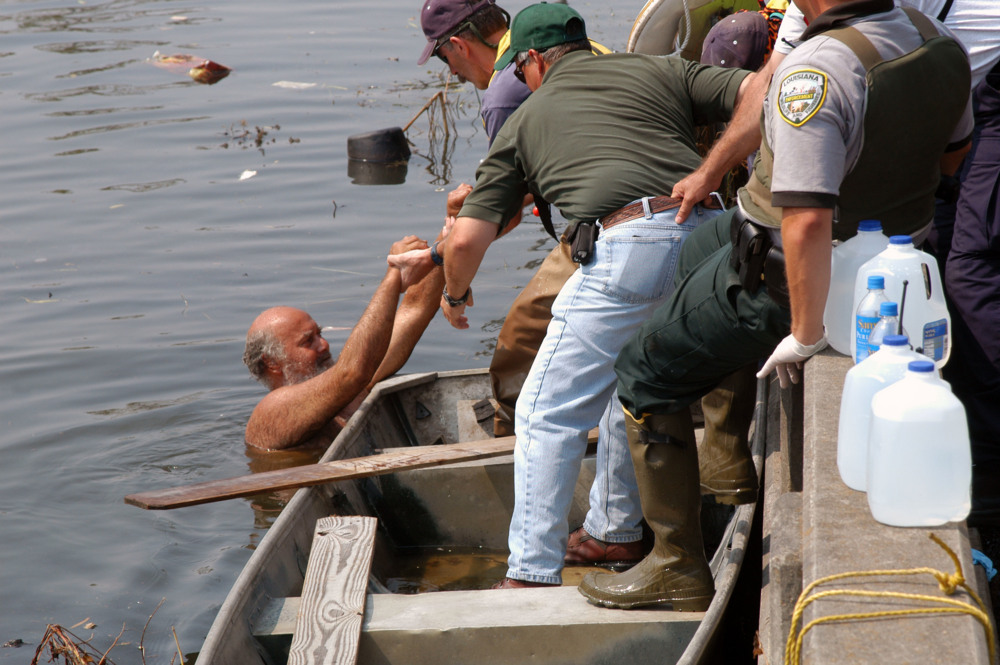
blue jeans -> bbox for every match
[506,200,719,584]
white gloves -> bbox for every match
[757,334,828,388]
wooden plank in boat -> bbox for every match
[127,429,599,510]
[288,516,376,665]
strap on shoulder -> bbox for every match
[824,26,882,71]
[901,6,941,41]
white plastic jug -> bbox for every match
[853,236,951,367]
[866,360,971,527]
[825,220,889,356]
[837,335,923,491]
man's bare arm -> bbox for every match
[440,216,499,329]
[672,54,783,223]
[781,206,833,346]
[368,261,445,388]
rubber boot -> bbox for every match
[698,364,758,505]
[577,409,714,611]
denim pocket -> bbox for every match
[600,233,684,303]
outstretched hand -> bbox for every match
[388,235,431,290]
[671,170,720,224]
[440,292,473,329]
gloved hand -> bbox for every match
[757,334,828,388]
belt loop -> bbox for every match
[710,192,726,210]
[641,196,653,220]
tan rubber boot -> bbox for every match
[577,409,714,611]
[698,364,759,505]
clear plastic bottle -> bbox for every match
[855,235,951,366]
[853,275,889,363]
[837,335,923,491]
[825,220,889,356]
[867,360,971,526]
[866,301,906,356]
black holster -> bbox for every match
[567,221,598,264]
[730,213,789,308]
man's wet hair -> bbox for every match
[243,329,285,389]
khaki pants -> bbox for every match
[490,238,577,436]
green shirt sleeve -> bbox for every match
[678,59,751,125]
[458,132,530,230]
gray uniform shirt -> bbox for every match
[755,6,973,216]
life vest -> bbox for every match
[739,7,970,240]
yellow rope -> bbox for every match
[784,533,996,665]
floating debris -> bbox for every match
[151,51,231,85]
[272,81,317,90]
[239,170,257,181]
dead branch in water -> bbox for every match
[31,624,112,665]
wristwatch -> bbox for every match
[442,286,471,307]
[430,240,444,266]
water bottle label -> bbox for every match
[855,314,879,360]
[922,319,948,361]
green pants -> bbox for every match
[615,208,790,417]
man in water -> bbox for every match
[242,235,442,450]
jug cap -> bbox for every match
[889,235,913,245]
[908,360,935,373]
[879,301,898,316]
[858,219,882,232]
[867,275,885,289]
[883,334,908,346]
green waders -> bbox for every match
[577,409,714,610]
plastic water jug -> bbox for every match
[867,302,906,355]
[853,236,951,367]
[837,335,923,491]
[825,220,889,355]
[866,360,971,526]
[853,275,888,363]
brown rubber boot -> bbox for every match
[698,364,759,505]
[577,409,714,611]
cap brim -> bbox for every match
[417,39,436,66]
[494,48,516,71]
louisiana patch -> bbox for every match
[777,69,827,127]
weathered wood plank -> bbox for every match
[124,437,517,509]
[288,516,377,665]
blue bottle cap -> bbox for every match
[889,235,913,245]
[908,360,935,373]
[883,334,908,346]
[879,301,898,316]
[858,220,882,232]
[867,275,885,289]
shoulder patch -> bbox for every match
[777,69,827,127]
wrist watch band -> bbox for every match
[430,241,444,266]
[442,286,471,307]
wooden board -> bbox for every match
[288,516,377,665]
[125,436,518,510]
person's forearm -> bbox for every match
[369,265,444,387]
[781,207,832,345]
[337,267,404,390]
[442,217,496,299]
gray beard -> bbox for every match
[282,355,334,386]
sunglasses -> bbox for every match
[513,48,547,84]
[434,15,508,65]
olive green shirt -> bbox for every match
[459,51,749,229]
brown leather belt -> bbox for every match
[599,195,682,230]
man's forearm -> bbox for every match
[442,217,497,299]
[338,267,404,387]
[781,207,833,345]
[369,265,444,387]
[702,65,772,180]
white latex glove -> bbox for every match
[757,334,828,388]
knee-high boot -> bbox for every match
[577,409,714,610]
[698,364,759,505]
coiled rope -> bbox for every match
[784,533,996,665]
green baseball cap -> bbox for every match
[494,2,587,71]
